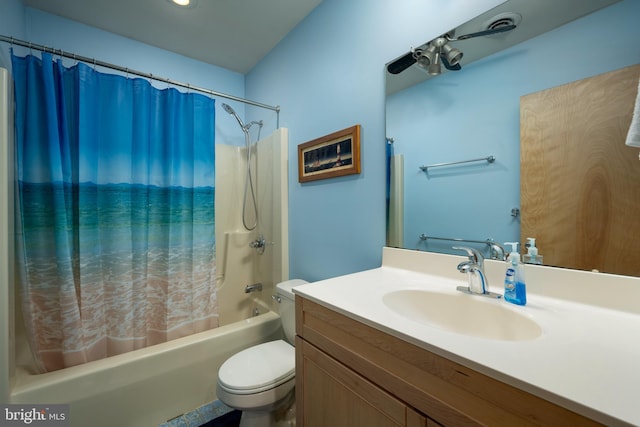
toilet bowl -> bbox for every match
[216,279,308,427]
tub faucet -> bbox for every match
[453,246,501,299]
[244,283,263,293]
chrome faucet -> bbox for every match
[249,234,267,255]
[453,246,501,299]
[488,241,506,261]
[244,283,263,293]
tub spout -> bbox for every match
[245,283,263,293]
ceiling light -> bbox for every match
[167,0,198,8]
[427,49,441,76]
[442,44,463,67]
[412,46,433,69]
[414,50,430,68]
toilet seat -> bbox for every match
[217,340,295,395]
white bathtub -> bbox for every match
[10,311,283,427]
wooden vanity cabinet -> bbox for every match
[295,296,602,427]
[298,339,439,427]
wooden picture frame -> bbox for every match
[298,125,361,183]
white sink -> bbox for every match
[383,290,542,341]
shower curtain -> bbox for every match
[12,52,218,373]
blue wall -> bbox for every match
[0,0,26,68]
[386,0,640,257]
[246,0,503,281]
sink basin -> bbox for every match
[383,290,542,341]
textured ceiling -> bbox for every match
[24,0,322,74]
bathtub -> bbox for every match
[9,311,283,427]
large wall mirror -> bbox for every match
[385,0,640,276]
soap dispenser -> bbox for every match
[503,242,527,306]
[523,237,543,265]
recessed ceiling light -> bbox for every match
[167,0,197,8]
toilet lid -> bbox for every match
[218,340,295,394]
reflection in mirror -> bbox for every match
[385,0,640,276]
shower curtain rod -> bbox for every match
[0,34,281,115]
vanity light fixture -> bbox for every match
[411,36,458,76]
[389,14,519,76]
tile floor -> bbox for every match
[158,400,239,427]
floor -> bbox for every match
[158,400,238,427]
[200,410,241,427]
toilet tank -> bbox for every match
[276,279,308,344]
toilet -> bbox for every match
[216,279,308,427]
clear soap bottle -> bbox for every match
[503,242,527,306]
[523,237,543,265]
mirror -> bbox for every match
[385,0,640,276]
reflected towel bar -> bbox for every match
[419,155,495,171]
[419,234,494,246]
[419,234,506,260]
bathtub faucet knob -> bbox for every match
[249,235,268,254]
[249,235,266,249]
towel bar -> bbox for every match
[419,155,495,171]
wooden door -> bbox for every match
[520,64,640,276]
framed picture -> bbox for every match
[298,125,361,183]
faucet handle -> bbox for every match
[452,246,483,264]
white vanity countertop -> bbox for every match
[293,247,640,427]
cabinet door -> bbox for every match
[298,340,414,427]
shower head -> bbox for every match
[221,103,235,115]
[221,103,246,130]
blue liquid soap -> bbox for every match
[503,242,527,306]
[505,280,527,306]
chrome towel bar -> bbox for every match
[419,155,495,171]
[419,234,506,260]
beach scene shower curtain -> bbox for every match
[12,52,217,373]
